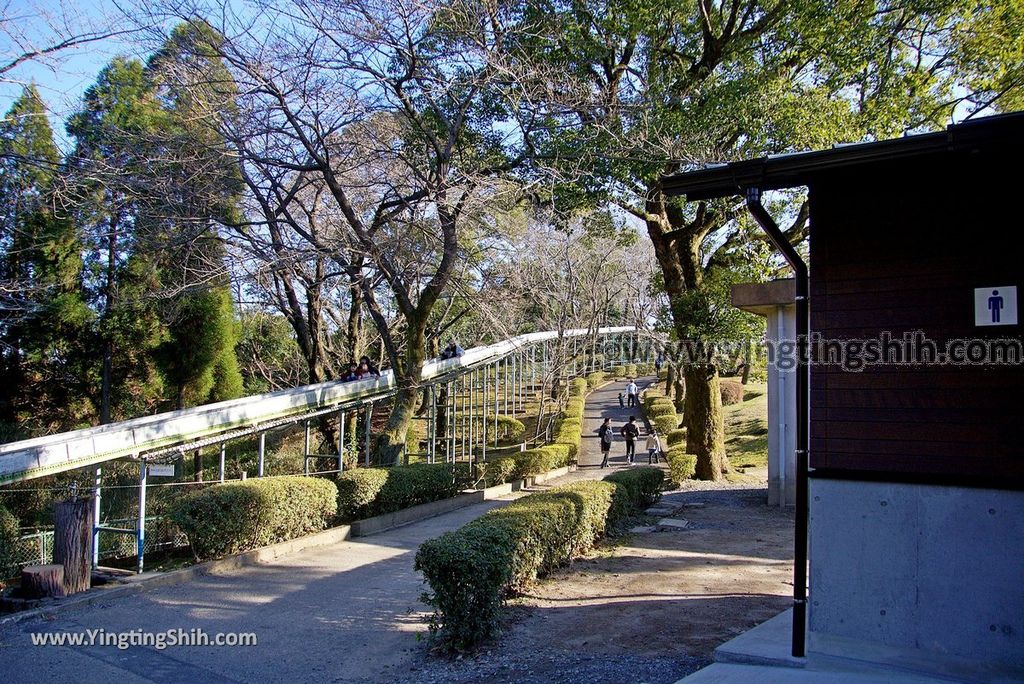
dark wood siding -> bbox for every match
[808,155,1024,486]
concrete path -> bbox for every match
[579,375,660,469]
[0,382,636,684]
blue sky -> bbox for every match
[0,0,152,147]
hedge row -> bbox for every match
[335,463,473,521]
[170,476,338,560]
[585,370,606,389]
[416,469,663,649]
[666,446,697,483]
[480,444,574,487]
[569,377,588,397]
[602,466,664,512]
[643,390,681,436]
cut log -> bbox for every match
[21,564,65,599]
[53,498,93,596]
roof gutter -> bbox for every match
[745,188,810,658]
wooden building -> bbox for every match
[663,112,1024,678]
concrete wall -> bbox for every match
[808,478,1024,674]
[766,305,796,508]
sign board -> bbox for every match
[975,286,1018,326]
[147,464,176,478]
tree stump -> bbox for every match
[21,564,66,599]
[53,498,93,596]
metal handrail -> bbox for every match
[0,326,635,484]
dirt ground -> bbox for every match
[390,477,795,684]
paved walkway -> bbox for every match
[579,375,660,469]
[0,381,644,684]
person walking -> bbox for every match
[646,430,662,464]
[625,379,638,407]
[597,418,613,468]
[621,416,639,465]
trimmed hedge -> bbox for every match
[636,362,656,375]
[562,397,585,419]
[647,402,676,418]
[653,414,680,435]
[585,370,606,389]
[666,446,697,483]
[553,416,582,461]
[721,380,744,405]
[603,466,664,511]
[606,365,625,378]
[623,363,637,377]
[0,504,19,583]
[416,479,633,649]
[569,377,588,397]
[492,414,525,439]
[336,463,467,522]
[666,428,688,447]
[170,476,338,560]
[482,445,573,486]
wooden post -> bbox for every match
[53,497,93,595]
[21,564,65,599]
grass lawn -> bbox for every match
[723,382,768,473]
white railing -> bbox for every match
[0,326,635,484]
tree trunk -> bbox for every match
[665,361,675,394]
[193,448,203,482]
[373,326,427,465]
[673,375,685,413]
[683,364,729,481]
[21,564,65,599]
[53,498,92,595]
[740,361,751,385]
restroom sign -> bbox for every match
[975,286,1018,326]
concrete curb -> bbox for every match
[0,468,574,628]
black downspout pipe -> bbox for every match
[745,187,810,658]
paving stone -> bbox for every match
[657,518,691,530]
[629,526,658,534]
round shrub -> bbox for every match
[585,371,606,389]
[606,365,625,378]
[170,476,338,560]
[623,364,637,378]
[570,377,587,397]
[653,414,680,434]
[562,399,584,419]
[493,414,525,439]
[720,380,744,405]
[666,447,697,483]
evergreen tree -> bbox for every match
[0,85,92,436]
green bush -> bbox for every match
[335,468,390,520]
[569,377,587,397]
[416,480,631,649]
[492,414,525,439]
[606,365,625,378]
[721,380,744,405]
[603,467,664,511]
[666,447,697,483]
[623,363,637,377]
[553,416,582,461]
[585,370,606,389]
[666,428,688,447]
[480,457,518,486]
[336,463,465,522]
[653,414,680,434]
[0,504,20,583]
[562,398,585,419]
[170,476,338,560]
[636,362,656,375]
